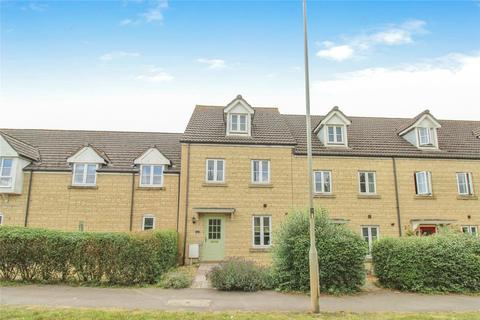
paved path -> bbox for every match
[1,285,479,312]
[191,263,217,289]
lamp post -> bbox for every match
[302,0,320,313]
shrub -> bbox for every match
[372,233,480,293]
[210,259,274,292]
[0,226,178,285]
[273,209,367,294]
[160,268,193,289]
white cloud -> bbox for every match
[120,0,168,26]
[136,66,173,82]
[21,2,47,12]
[317,19,427,61]
[311,53,480,119]
[99,51,140,62]
[196,58,229,70]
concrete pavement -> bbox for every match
[1,285,479,312]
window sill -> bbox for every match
[414,195,436,200]
[68,185,98,190]
[137,186,165,191]
[357,194,381,199]
[314,193,336,198]
[249,247,271,253]
[202,183,228,187]
[249,183,273,188]
[457,195,478,200]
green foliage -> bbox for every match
[272,209,367,294]
[210,259,274,292]
[0,226,178,285]
[372,233,480,293]
[160,268,193,289]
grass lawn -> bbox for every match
[1,306,479,320]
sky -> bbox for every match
[1,0,479,133]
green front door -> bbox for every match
[202,216,225,261]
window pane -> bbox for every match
[141,165,151,185]
[462,226,469,233]
[261,161,269,182]
[0,177,11,186]
[457,173,467,194]
[314,172,322,192]
[371,227,378,238]
[85,164,96,184]
[327,127,335,142]
[144,217,154,230]
[359,173,366,193]
[74,164,85,184]
[472,227,478,236]
[253,161,259,182]
[419,128,430,145]
[324,172,331,193]
[239,115,246,132]
[416,172,427,194]
[1,159,12,176]
[335,126,343,142]
[362,227,369,238]
[368,172,375,193]
[216,160,224,181]
[231,115,238,131]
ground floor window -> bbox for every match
[362,226,379,255]
[462,225,478,236]
[253,216,271,247]
[0,213,3,225]
[143,215,155,230]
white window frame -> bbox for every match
[72,163,98,186]
[462,225,478,236]
[326,125,345,145]
[456,172,474,196]
[252,215,272,247]
[362,226,379,255]
[229,113,248,133]
[358,171,376,194]
[0,213,3,225]
[251,160,270,184]
[314,170,332,194]
[140,164,164,187]
[205,159,225,183]
[0,157,14,188]
[142,215,155,231]
[415,171,432,196]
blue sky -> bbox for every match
[1,0,479,132]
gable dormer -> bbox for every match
[399,110,441,149]
[134,147,171,187]
[314,106,351,147]
[224,95,255,137]
[67,144,108,165]
[67,144,108,186]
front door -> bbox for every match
[202,216,225,261]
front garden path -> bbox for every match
[1,285,479,312]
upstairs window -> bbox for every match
[456,172,474,196]
[206,159,225,183]
[314,171,332,193]
[253,216,271,247]
[252,160,270,184]
[418,127,434,146]
[359,171,376,194]
[230,114,248,133]
[415,171,432,195]
[0,158,13,187]
[140,165,164,187]
[327,125,344,144]
[72,163,97,186]
[142,215,155,230]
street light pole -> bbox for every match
[302,0,320,313]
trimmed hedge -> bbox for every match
[273,209,367,294]
[0,226,178,285]
[210,259,274,292]
[372,233,480,293]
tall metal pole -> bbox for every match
[303,0,320,313]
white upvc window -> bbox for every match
[0,213,3,225]
[415,171,432,195]
[362,226,379,255]
[142,215,155,230]
[314,170,332,193]
[0,158,13,187]
[462,225,478,236]
[456,172,474,196]
[140,165,164,187]
[418,127,434,146]
[251,160,270,184]
[327,125,344,144]
[206,159,225,183]
[230,114,248,133]
[72,163,97,186]
[252,215,272,247]
[359,171,376,194]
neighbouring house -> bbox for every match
[1,95,479,263]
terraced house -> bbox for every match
[1,95,479,263]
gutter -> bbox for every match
[24,171,34,227]
[392,157,403,236]
[182,143,191,264]
[129,172,135,231]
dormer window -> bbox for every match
[418,127,434,146]
[67,145,108,187]
[230,114,248,133]
[398,110,441,150]
[73,163,97,186]
[327,125,344,144]
[314,106,351,147]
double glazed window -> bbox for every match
[359,171,376,194]
[0,158,13,187]
[206,159,225,183]
[314,171,332,193]
[252,160,270,184]
[140,165,164,187]
[230,114,248,133]
[253,216,271,247]
[462,226,478,236]
[362,226,379,255]
[327,125,344,144]
[418,127,434,146]
[0,213,3,225]
[415,171,432,195]
[143,215,155,230]
[456,172,474,196]
[72,163,97,186]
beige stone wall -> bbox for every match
[0,172,31,226]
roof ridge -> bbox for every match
[0,128,183,135]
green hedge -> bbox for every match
[210,259,274,292]
[372,233,480,293]
[273,209,367,294]
[0,226,178,285]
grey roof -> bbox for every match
[0,129,182,172]
[0,131,40,161]
[181,105,296,145]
